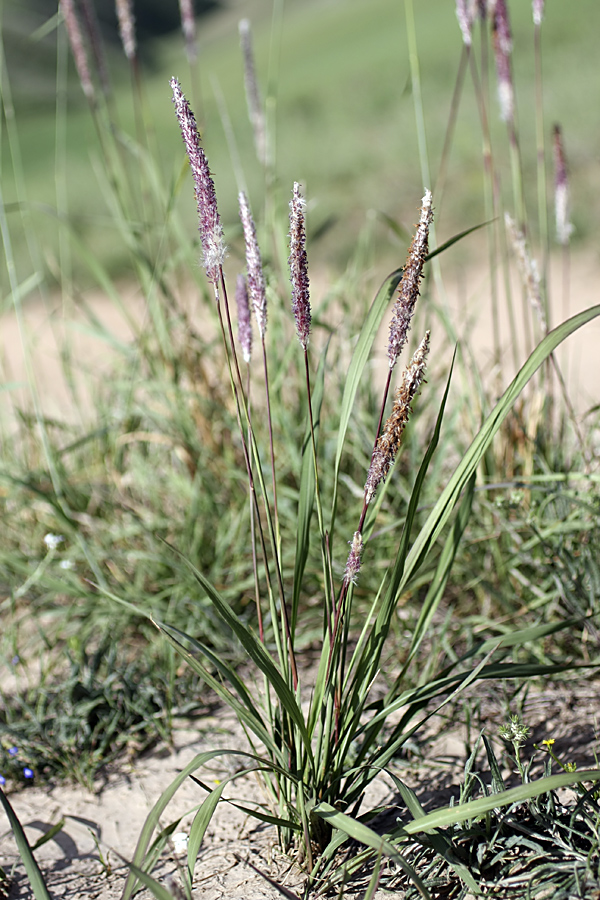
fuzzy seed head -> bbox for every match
[492,0,514,123]
[59,0,95,101]
[456,0,473,46]
[388,190,433,370]
[171,78,225,285]
[235,274,253,363]
[239,191,267,340]
[366,332,430,505]
[343,532,364,586]
[289,183,311,351]
[553,125,574,246]
[115,0,136,61]
[79,0,110,97]
[505,214,546,332]
[239,19,267,167]
[179,0,197,62]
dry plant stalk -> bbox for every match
[505,213,546,332]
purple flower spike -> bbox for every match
[23,768,34,780]
[289,183,311,351]
[59,0,95,102]
[238,191,267,340]
[171,78,226,286]
[532,0,544,25]
[115,0,136,61]
[492,0,514,123]
[456,0,474,46]
[388,190,433,370]
[553,125,573,246]
[235,274,253,363]
[179,0,197,63]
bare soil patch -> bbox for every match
[1,680,599,899]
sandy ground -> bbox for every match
[1,681,599,899]
[1,248,600,425]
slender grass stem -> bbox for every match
[434,44,469,206]
[261,340,282,555]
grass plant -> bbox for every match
[1,1,600,898]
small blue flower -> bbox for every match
[23,768,34,780]
[8,747,18,757]
[11,656,20,666]
[0,774,6,786]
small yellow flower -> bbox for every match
[542,739,555,749]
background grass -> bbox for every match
[2,0,600,292]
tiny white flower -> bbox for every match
[59,560,74,570]
[172,832,188,855]
[44,534,64,550]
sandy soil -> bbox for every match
[1,681,599,900]
[1,248,600,425]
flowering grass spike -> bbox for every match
[289,183,311,351]
[171,78,225,286]
[366,332,431,505]
[387,190,433,370]
[235,274,253,363]
[239,191,267,340]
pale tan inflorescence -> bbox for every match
[59,0,95,102]
[239,191,267,340]
[343,532,364,586]
[387,190,433,371]
[365,332,431,506]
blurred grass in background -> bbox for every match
[2,0,599,292]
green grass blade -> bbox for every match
[186,780,229,885]
[0,788,52,900]
[121,749,235,900]
[358,361,453,688]
[313,802,431,899]
[155,625,281,761]
[291,340,328,632]
[401,471,475,675]
[398,305,600,597]
[121,859,180,900]
[173,549,312,756]
[387,775,480,894]
[393,769,600,835]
